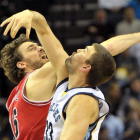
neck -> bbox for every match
[68,73,88,89]
[24,67,33,75]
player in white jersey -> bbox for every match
[43,42,116,140]
[44,79,110,140]
[2,9,140,140]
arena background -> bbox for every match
[0,0,140,140]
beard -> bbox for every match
[26,58,45,70]
[65,56,77,75]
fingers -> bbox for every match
[10,19,18,38]
[0,17,12,27]
[11,24,21,38]
[3,18,15,36]
[26,27,31,39]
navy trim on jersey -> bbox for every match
[55,78,68,91]
[62,92,110,125]
[65,86,96,93]
[87,123,97,140]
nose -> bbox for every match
[38,46,44,52]
[77,49,84,53]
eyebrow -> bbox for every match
[27,44,35,50]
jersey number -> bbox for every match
[46,121,53,140]
[13,107,19,138]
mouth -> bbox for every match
[41,53,48,60]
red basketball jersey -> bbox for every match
[6,71,52,140]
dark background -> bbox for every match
[0,0,140,140]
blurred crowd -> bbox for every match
[0,0,140,140]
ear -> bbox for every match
[16,61,26,69]
[80,63,91,74]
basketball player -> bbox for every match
[1,10,140,140]
[0,10,60,139]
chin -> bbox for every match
[43,58,49,63]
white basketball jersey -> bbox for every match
[44,78,110,140]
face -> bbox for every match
[124,8,134,21]
[18,41,49,70]
[65,45,96,74]
[95,10,106,23]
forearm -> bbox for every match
[29,10,49,35]
[30,10,68,81]
[101,32,140,56]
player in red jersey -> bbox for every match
[6,71,52,140]
[1,9,140,140]
[0,10,59,140]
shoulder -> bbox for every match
[6,86,19,110]
[117,21,125,27]
[67,94,98,114]
[70,94,98,105]
[30,62,55,79]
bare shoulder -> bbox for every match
[67,94,98,116]
[25,62,56,101]
[30,62,55,79]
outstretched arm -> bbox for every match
[101,32,140,56]
[1,10,68,85]
[31,11,69,84]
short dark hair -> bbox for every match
[0,34,31,84]
[85,43,116,87]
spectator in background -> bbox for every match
[116,7,140,35]
[115,49,139,87]
[98,0,130,26]
[117,79,140,121]
[102,82,125,140]
[123,100,140,140]
[99,126,111,140]
[127,0,140,19]
[102,113,124,140]
[105,82,122,115]
[121,78,140,102]
[129,78,140,100]
[85,9,114,45]
[116,49,139,72]
[115,7,140,67]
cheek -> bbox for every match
[72,55,85,64]
[30,53,40,59]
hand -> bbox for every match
[0,9,33,39]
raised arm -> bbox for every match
[32,11,69,84]
[30,10,69,84]
[101,32,140,56]
[1,10,68,84]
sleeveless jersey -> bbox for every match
[6,71,52,140]
[44,78,110,140]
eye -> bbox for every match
[30,47,36,51]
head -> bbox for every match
[123,7,135,22]
[130,78,140,93]
[94,9,107,24]
[65,43,116,87]
[0,34,48,84]
[107,82,121,99]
